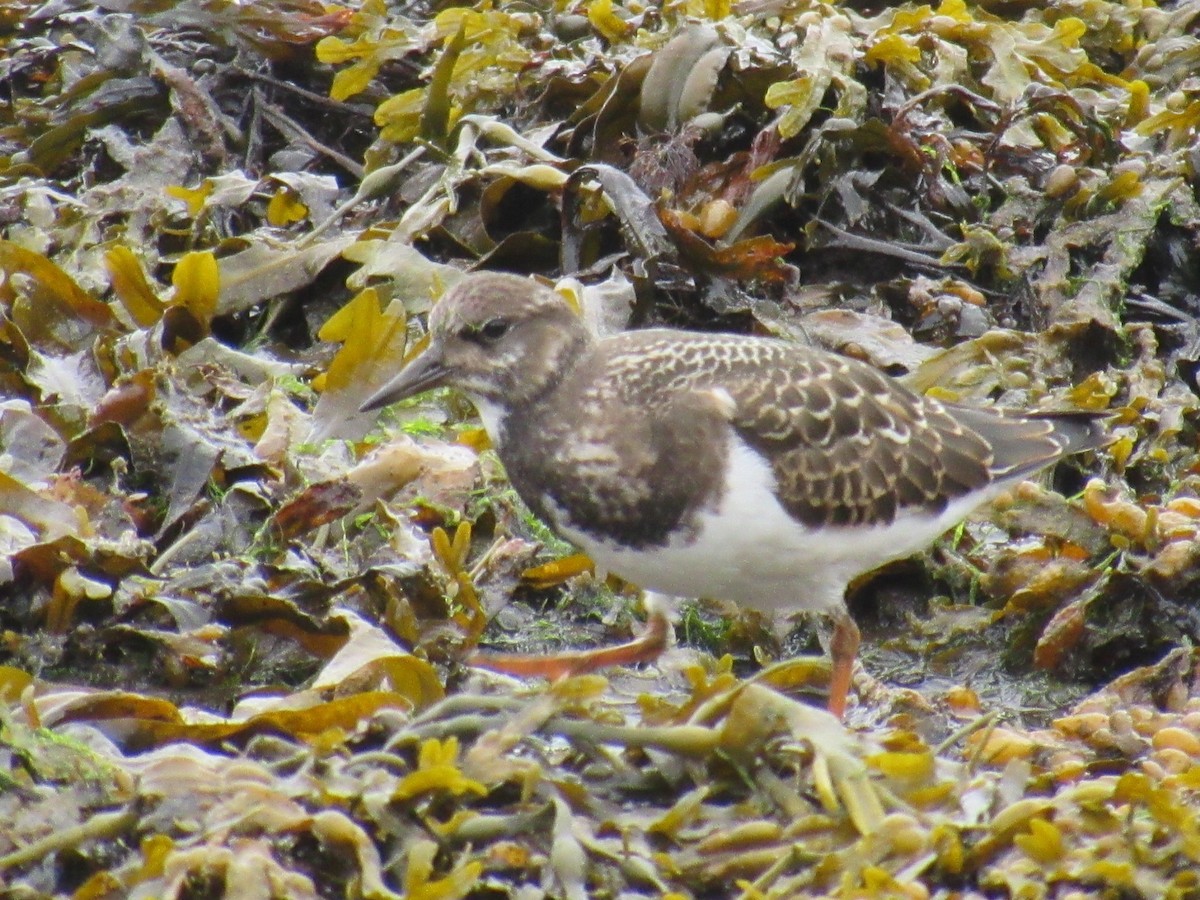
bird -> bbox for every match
[361,271,1105,717]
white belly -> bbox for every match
[558,438,1001,614]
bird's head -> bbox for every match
[360,272,591,414]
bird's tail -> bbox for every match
[946,406,1108,481]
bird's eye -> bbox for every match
[478,318,510,341]
[458,318,511,345]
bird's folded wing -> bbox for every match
[712,345,994,529]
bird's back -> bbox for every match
[571,328,1103,531]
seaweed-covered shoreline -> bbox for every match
[3,0,1200,895]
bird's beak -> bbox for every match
[359,342,450,412]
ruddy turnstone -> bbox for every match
[362,272,1104,717]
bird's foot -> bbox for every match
[466,602,672,680]
[828,612,861,720]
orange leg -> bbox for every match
[827,612,860,719]
[466,602,672,680]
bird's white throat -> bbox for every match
[469,394,509,448]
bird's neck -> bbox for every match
[473,327,593,447]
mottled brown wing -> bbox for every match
[592,331,1100,531]
[602,331,997,529]
[722,346,997,528]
